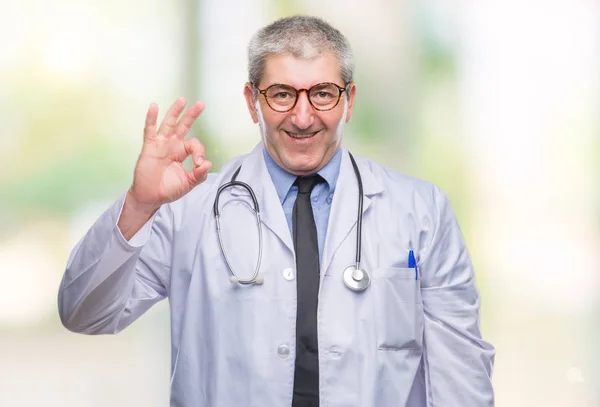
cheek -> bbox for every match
[260,111,285,132]
[321,102,347,129]
[330,104,348,131]
[256,104,286,138]
[322,115,345,134]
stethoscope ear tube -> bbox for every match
[348,153,363,271]
[213,180,260,218]
[214,175,263,285]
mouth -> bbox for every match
[284,130,320,139]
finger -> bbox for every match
[188,160,212,187]
[182,137,206,165]
[157,97,186,137]
[173,101,205,139]
[143,103,159,140]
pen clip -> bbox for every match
[408,250,418,280]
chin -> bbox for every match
[284,160,320,175]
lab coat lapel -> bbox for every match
[228,143,294,254]
[321,149,384,276]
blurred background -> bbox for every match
[1,0,598,405]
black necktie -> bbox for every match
[291,175,323,407]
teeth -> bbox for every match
[287,131,317,139]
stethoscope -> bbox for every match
[213,151,371,292]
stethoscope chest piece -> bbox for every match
[343,265,370,291]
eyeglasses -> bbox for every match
[253,82,348,113]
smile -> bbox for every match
[285,130,320,139]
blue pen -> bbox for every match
[408,250,418,280]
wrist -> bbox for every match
[125,188,161,217]
[118,189,160,241]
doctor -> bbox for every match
[58,15,495,407]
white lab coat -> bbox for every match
[58,143,495,407]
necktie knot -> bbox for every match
[295,174,323,195]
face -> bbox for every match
[244,54,356,176]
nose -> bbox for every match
[290,90,314,130]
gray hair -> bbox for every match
[248,16,354,92]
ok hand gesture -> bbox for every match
[119,98,212,240]
[130,97,212,209]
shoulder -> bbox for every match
[352,154,457,248]
[352,154,445,206]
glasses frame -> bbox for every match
[252,82,349,113]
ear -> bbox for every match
[244,83,259,123]
[344,82,357,123]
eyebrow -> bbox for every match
[259,82,344,89]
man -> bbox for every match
[58,15,495,407]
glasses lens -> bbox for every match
[265,85,297,111]
[309,84,341,110]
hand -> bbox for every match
[128,97,213,213]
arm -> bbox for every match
[57,193,172,334]
[57,97,212,334]
[420,186,495,406]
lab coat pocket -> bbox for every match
[374,267,423,351]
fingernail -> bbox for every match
[195,158,204,166]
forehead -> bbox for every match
[261,54,343,88]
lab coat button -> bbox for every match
[329,345,342,359]
[282,268,295,281]
[277,344,290,358]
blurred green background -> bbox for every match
[1,1,598,406]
